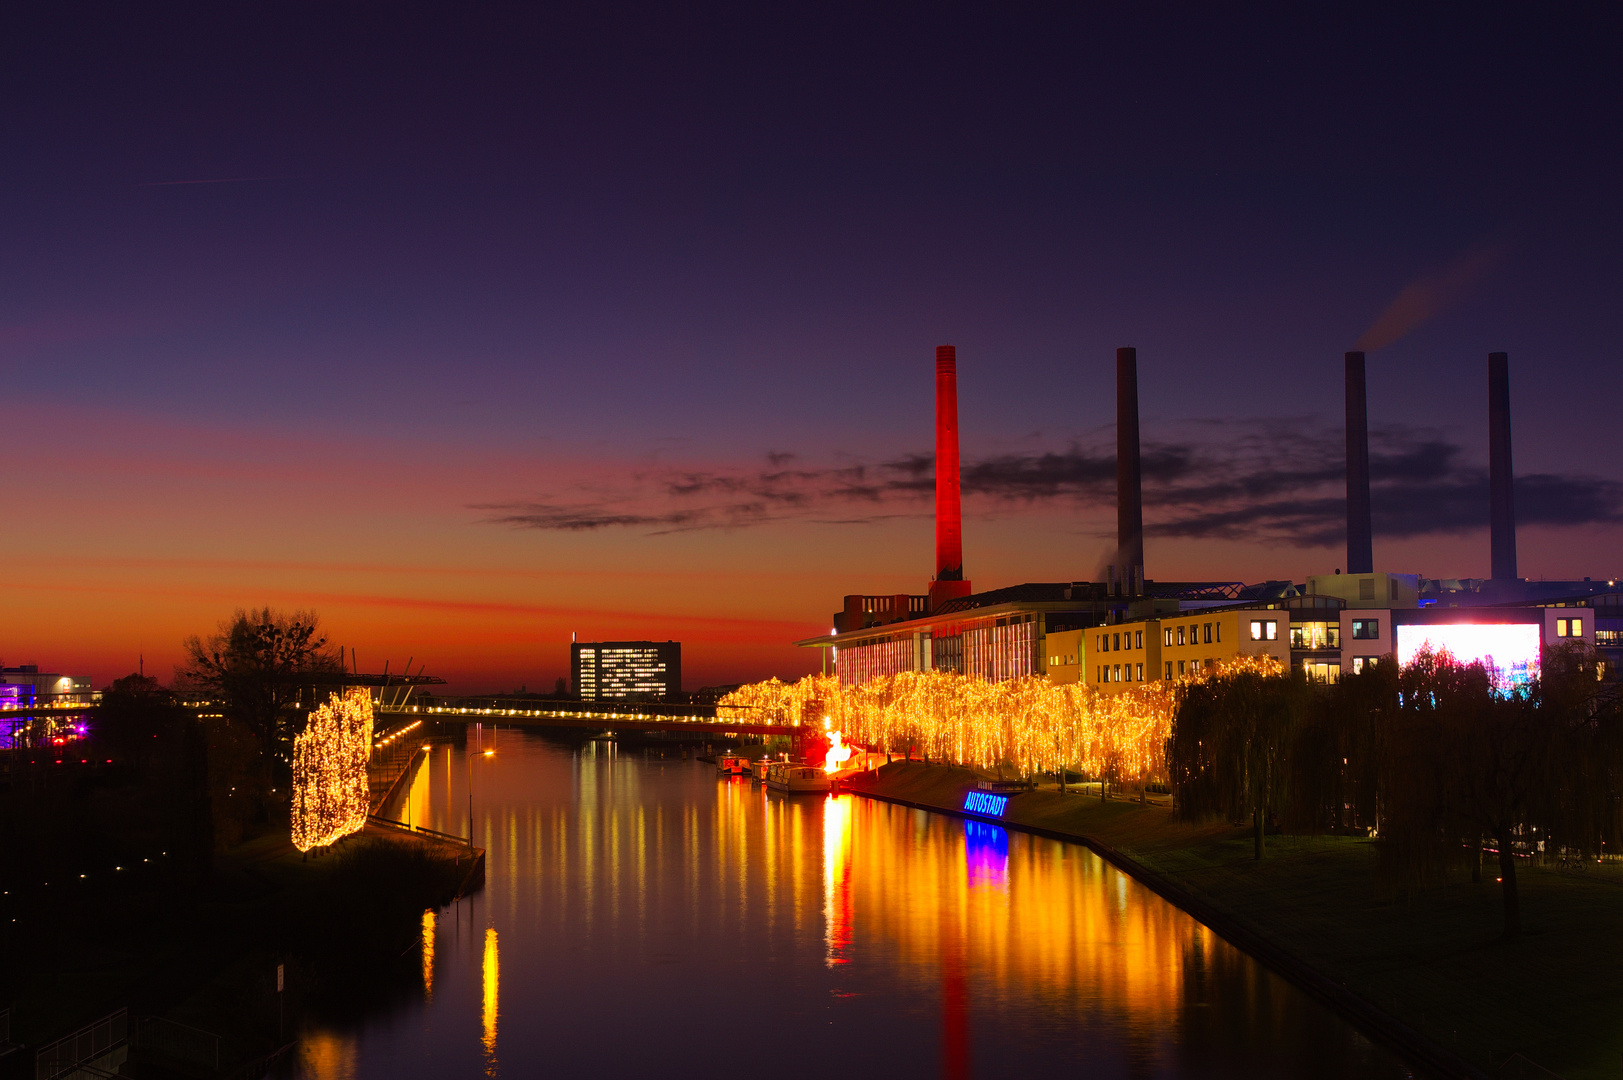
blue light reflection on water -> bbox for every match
[285,733,1413,1080]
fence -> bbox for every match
[367,813,471,846]
[135,1016,220,1074]
[34,1009,125,1080]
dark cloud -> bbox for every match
[477,426,1623,546]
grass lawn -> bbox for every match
[849,762,1623,1080]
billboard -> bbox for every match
[1394,622,1541,689]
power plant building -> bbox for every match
[572,640,681,701]
[800,345,1621,688]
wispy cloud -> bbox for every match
[476,420,1623,546]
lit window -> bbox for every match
[1136,663,1144,681]
[1250,621,1262,641]
[1164,628,1173,647]
[1352,619,1379,640]
[1113,664,1121,682]
[1203,623,1212,644]
[1177,626,1186,646]
[1164,661,1173,679]
[1134,630,1143,649]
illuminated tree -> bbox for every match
[291,688,375,852]
[719,659,1280,785]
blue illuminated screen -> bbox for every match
[962,791,1008,817]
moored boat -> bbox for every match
[764,762,832,793]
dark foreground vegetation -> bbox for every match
[1,609,469,1072]
[1169,643,1623,939]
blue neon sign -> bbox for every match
[962,791,1008,817]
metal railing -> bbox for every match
[135,1016,220,1073]
[34,1009,125,1080]
[367,813,472,846]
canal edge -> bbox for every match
[842,784,1487,1080]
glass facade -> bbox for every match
[964,617,1036,682]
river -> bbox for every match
[288,729,1415,1079]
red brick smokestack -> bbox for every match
[929,345,972,611]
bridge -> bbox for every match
[377,697,799,736]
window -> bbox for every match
[1558,617,1583,638]
[1177,626,1186,646]
[1351,657,1377,674]
[1135,630,1143,650]
[1113,664,1121,682]
[1352,619,1379,640]
[1215,622,1221,643]
[1178,660,1186,676]
[1203,623,1212,644]
[1136,663,1144,681]
[1164,628,1173,647]
[1250,619,1277,641]
[1113,632,1121,651]
[1164,661,1173,679]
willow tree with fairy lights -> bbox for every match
[719,658,1281,786]
[291,687,375,852]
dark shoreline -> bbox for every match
[842,765,1485,1080]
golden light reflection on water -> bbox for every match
[834,796,1219,1025]
[481,926,499,1076]
[297,1029,358,1080]
[290,741,1400,1078]
[420,910,435,1002]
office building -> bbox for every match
[572,640,681,701]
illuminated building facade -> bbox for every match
[572,640,681,701]
[1,665,92,705]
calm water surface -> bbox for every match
[290,731,1414,1079]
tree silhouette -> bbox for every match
[1377,644,1623,937]
[1170,669,1303,859]
[176,608,345,767]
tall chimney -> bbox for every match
[929,345,972,610]
[1116,347,1144,594]
[1345,351,1374,575]
[1489,351,1517,581]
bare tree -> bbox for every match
[176,608,345,765]
[1377,644,1623,937]
[1170,669,1304,859]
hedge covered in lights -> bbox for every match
[292,687,375,851]
[718,657,1282,783]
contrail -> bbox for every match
[141,176,276,187]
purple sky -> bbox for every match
[3,6,1620,689]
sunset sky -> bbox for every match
[4,6,1621,691]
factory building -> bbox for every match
[801,343,1618,688]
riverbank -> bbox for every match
[845,761,1623,1080]
[2,825,478,1075]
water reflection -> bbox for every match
[292,734,1409,1079]
[420,911,435,1002]
[481,927,498,1076]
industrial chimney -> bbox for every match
[1345,351,1374,575]
[929,345,972,610]
[1489,351,1518,581]
[1116,347,1144,596]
